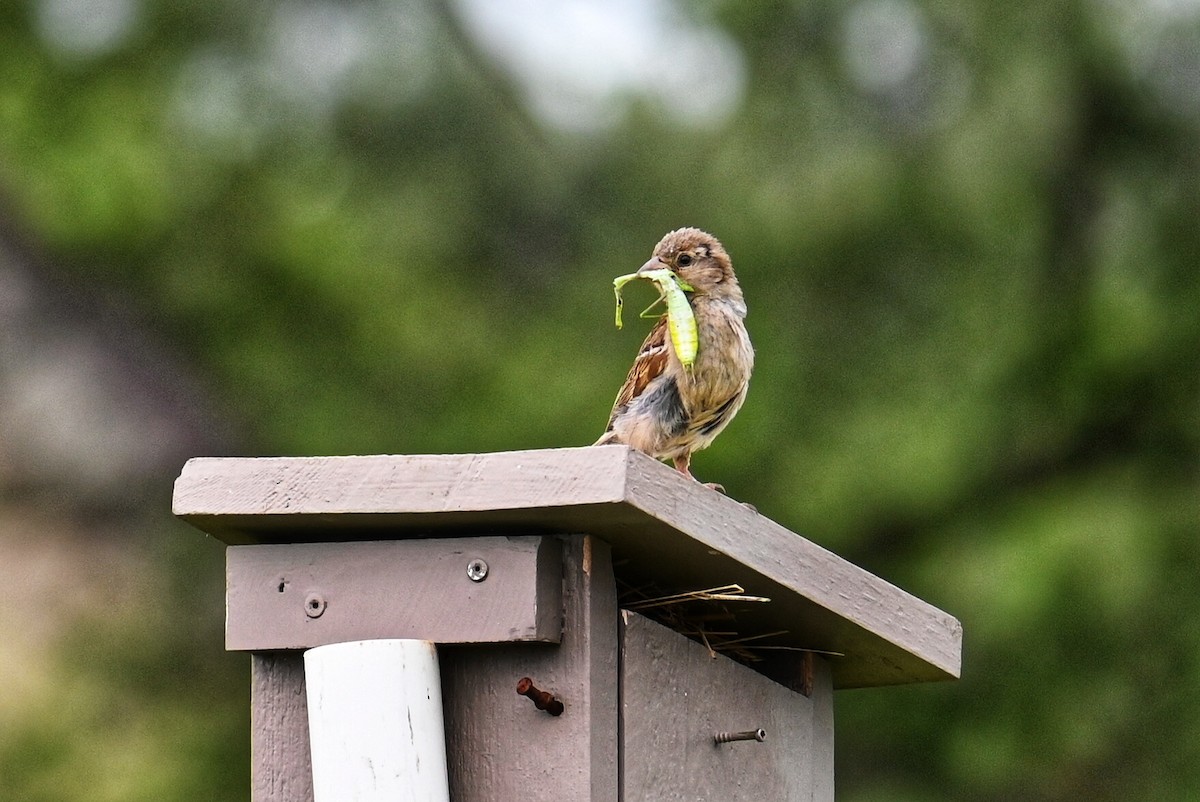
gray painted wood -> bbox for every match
[810,655,835,801]
[251,652,313,802]
[227,536,562,650]
[620,612,833,802]
[439,536,619,802]
[173,446,962,689]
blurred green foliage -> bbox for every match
[1,0,1197,798]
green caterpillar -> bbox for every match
[612,268,698,369]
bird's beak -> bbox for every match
[638,256,665,274]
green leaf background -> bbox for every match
[1,0,1197,797]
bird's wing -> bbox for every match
[604,315,671,428]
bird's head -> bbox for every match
[638,227,738,296]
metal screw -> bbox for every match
[516,677,564,716]
[304,592,327,618]
[714,728,766,744]
[466,559,489,582]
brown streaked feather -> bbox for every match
[605,316,671,429]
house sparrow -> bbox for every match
[595,228,753,485]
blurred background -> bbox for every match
[1,0,1197,798]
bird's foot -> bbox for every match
[698,480,756,512]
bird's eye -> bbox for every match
[677,254,693,267]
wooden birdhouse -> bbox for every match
[172,446,962,801]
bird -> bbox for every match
[595,227,753,487]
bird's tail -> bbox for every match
[593,430,618,447]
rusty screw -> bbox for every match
[714,728,766,745]
[516,677,564,716]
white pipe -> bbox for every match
[304,639,450,802]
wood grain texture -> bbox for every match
[811,655,835,800]
[251,653,313,802]
[226,536,562,650]
[620,454,962,689]
[439,536,619,802]
[173,448,629,538]
[620,612,833,801]
[174,446,961,689]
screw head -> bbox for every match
[304,592,327,618]
[466,559,489,582]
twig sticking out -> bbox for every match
[623,584,771,611]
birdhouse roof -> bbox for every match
[172,445,961,689]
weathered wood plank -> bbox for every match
[619,456,963,689]
[173,448,629,533]
[227,536,562,650]
[620,612,833,801]
[251,652,313,802]
[439,536,619,802]
[811,655,835,801]
[174,446,962,689]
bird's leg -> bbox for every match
[672,453,726,495]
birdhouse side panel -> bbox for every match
[620,612,834,801]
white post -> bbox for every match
[304,639,450,802]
